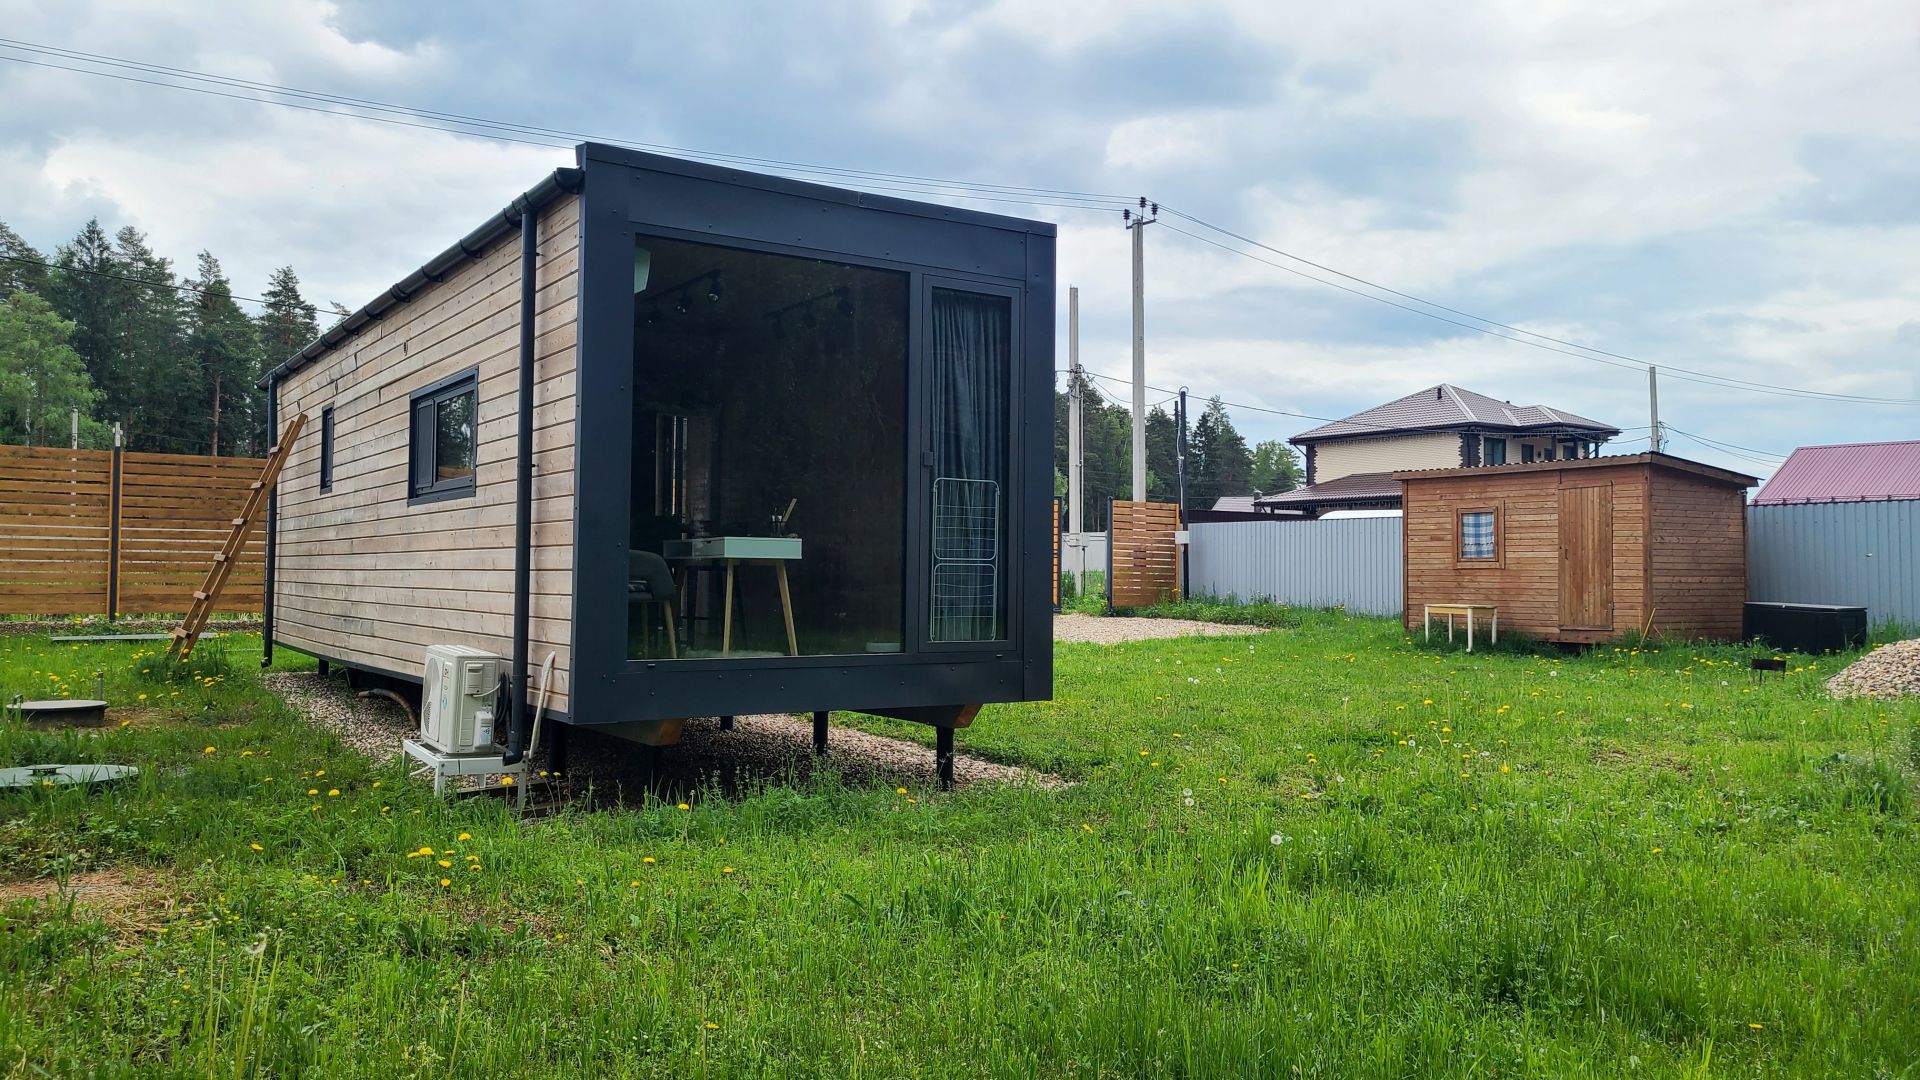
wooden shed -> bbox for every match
[256,143,1056,781]
[1395,454,1757,644]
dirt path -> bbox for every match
[1053,613,1265,644]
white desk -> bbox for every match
[666,537,803,656]
[1423,603,1498,652]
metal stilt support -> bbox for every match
[936,726,954,791]
[812,711,828,755]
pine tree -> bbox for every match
[1188,397,1252,505]
[0,291,107,447]
[0,221,49,300]
[103,227,193,452]
[255,265,319,369]
[1145,405,1177,503]
[187,252,262,455]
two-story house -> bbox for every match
[1254,384,1620,517]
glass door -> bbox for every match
[925,284,1017,644]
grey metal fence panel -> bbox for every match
[1748,502,1920,629]
[1187,518,1403,616]
[1062,532,1107,580]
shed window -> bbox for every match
[318,406,334,492]
[1459,510,1497,560]
[408,371,477,504]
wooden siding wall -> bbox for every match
[1403,464,1650,644]
[273,195,579,712]
[1647,470,1747,640]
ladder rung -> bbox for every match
[231,518,246,526]
[249,481,264,490]
[213,553,228,563]
[193,591,208,600]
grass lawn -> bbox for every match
[3,615,1918,1077]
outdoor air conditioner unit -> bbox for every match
[419,645,504,755]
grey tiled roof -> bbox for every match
[1292,384,1619,443]
[1254,471,1402,507]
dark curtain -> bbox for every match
[930,289,1010,641]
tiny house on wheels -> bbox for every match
[257,144,1057,782]
[1396,453,1757,644]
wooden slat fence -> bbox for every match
[0,444,268,616]
[1106,499,1181,609]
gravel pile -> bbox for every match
[263,672,414,762]
[1053,613,1264,644]
[1826,639,1920,699]
[263,672,1063,801]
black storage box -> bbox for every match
[1743,602,1868,654]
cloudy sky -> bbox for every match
[4,0,1917,477]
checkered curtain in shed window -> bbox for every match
[1459,511,1496,559]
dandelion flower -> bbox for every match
[1270,833,1285,845]
[1651,847,1664,855]
[458,832,471,841]
[722,867,734,874]
[677,802,691,811]
[1081,823,1093,832]
[203,746,216,755]
[327,789,340,797]
[1748,1023,1763,1030]
[630,880,640,888]
[643,856,656,864]
[440,878,451,887]
[314,770,325,777]
[438,860,451,868]
[896,787,908,795]
[307,789,319,796]
[249,843,263,851]
[704,1022,719,1030]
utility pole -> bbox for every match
[1648,365,1663,454]
[1067,285,1083,536]
[70,407,78,450]
[1125,197,1157,502]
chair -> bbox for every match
[629,550,679,659]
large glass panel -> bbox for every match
[627,235,908,660]
[928,288,1011,642]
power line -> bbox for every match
[1156,208,1920,407]
[0,37,1136,205]
[1663,425,1787,462]
[0,40,1134,217]
[0,251,271,308]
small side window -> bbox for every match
[318,406,335,492]
[408,370,477,504]
[1459,509,1498,561]
[1483,436,1507,466]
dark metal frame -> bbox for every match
[568,143,1055,727]
[406,367,479,506]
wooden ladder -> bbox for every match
[169,413,307,661]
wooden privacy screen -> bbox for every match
[0,444,269,616]
[1107,499,1181,609]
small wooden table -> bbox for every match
[666,537,803,657]
[1424,603,1498,652]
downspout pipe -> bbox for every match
[261,375,278,668]
[500,195,540,768]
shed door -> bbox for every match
[1559,484,1614,630]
